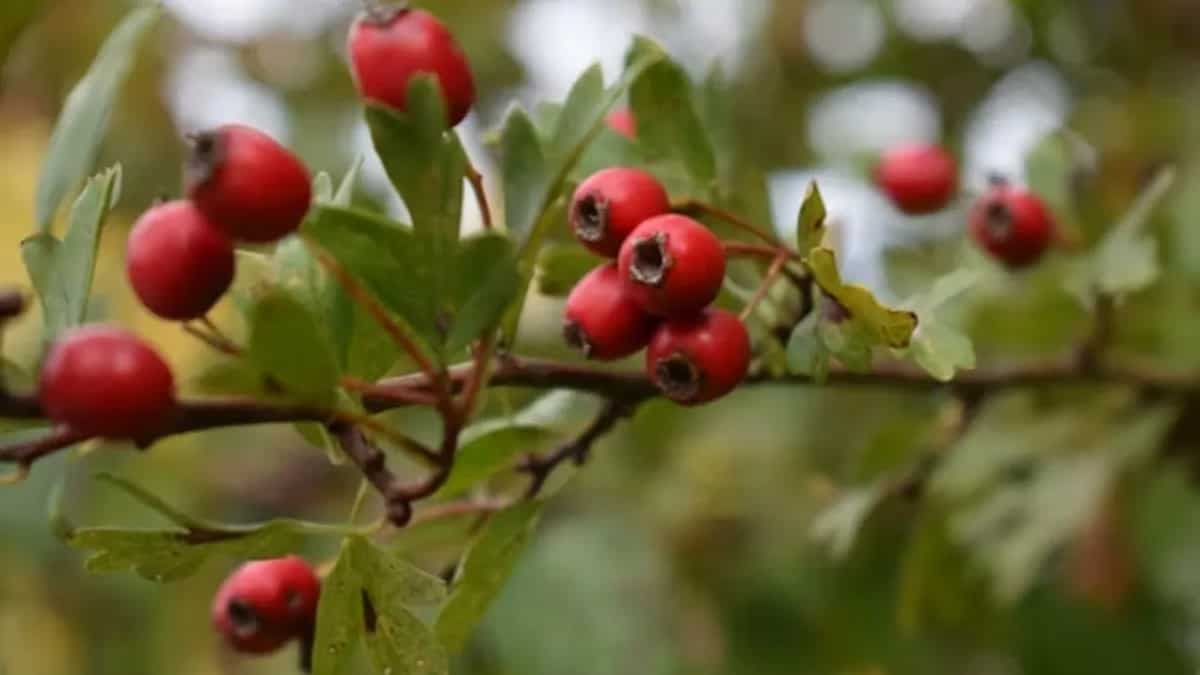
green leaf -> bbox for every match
[363,604,448,675]
[436,501,543,652]
[785,313,831,383]
[811,482,887,560]
[897,269,978,382]
[629,45,716,189]
[445,235,520,355]
[437,426,555,499]
[364,79,465,249]
[499,106,550,247]
[312,540,365,675]
[807,247,918,348]
[313,172,335,202]
[1025,130,1090,236]
[22,166,121,346]
[350,537,447,610]
[547,64,606,160]
[246,288,340,404]
[189,358,276,398]
[34,6,159,232]
[819,318,874,373]
[334,157,364,207]
[1089,167,1175,299]
[796,181,827,253]
[536,243,597,297]
[71,521,305,583]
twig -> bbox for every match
[409,497,512,527]
[463,158,494,231]
[334,412,441,467]
[675,199,781,246]
[0,427,88,469]
[740,253,789,322]
[182,322,242,357]
[458,334,495,422]
[519,400,635,498]
[724,242,796,260]
[340,376,440,407]
[332,424,414,527]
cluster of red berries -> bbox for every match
[874,143,1055,268]
[212,556,321,656]
[563,168,751,405]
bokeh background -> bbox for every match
[3,0,1200,673]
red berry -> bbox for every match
[618,215,726,317]
[646,309,750,405]
[570,168,670,258]
[563,263,657,361]
[39,326,175,439]
[348,8,475,126]
[876,143,959,215]
[186,125,312,244]
[606,108,637,139]
[212,556,321,655]
[127,201,235,321]
[969,183,1054,268]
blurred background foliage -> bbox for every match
[3,0,1200,673]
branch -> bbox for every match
[519,400,636,498]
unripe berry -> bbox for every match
[606,108,637,139]
[570,168,670,257]
[348,7,476,126]
[127,201,235,321]
[646,309,750,405]
[212,556,321,655]
[39,326,175,439]
[876,143,959,215]
[563,263,657,360]
[618,215,726,317]
[969,182,1054,268]
[186,124,312,244]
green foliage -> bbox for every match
[807,247,919,349]
[22,166,121,347]
[246,287,340,405]
[34,5,158,232]
[437,501,543,651]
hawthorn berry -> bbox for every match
[969,182,1054,268]
[606,108,637,139]
[212,556,321,655]
[563,263,657,361]
[348,7,476,126]
[646,309,751,406]
[185,124,312,244]
[618,214,726,317]
[876,143,959,215]
[570,168,670,258]
[39,326,175,439]
[127,201,235,321]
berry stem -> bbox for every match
[182,320,243,357]
[674,199,783,247]
[724,241,797,261]
[333,411,441,467]
[519,399,638,498]
[740,253,789,322]
[462,148,494,231]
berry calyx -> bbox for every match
[606,108,637,139]
[570,168,670,258]
[876,143,959,215]
[563,263,657,361]
[646,309,751,405]
[348,8,476,126]
[969,182,1054,268]
[185,124,312,244]
[618,215,726,317]
[212,556,321,655]
[39,326,175,439]
[127,201,235,321]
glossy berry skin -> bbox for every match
[563,263,657,361]
[876,143,959,215]
[646,309,750,406]
[969,184,1054,268]
[606,108,637,139]
[186,125,312,244]
[212,556,321,655]
[618,215,726,317]
[348,8,475,126]
[39,326,175,439]
[570,168,669,257]
[127,201,235,321]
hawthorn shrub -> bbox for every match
[0,2,1192,674]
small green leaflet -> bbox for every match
[535,243,596,297]
[34,5,159,232]
[896,269,979,382]
[247,287,340,405]
[796,181,827,254]
[22,166,121,347]
[436,501,544,652]
[629,40,717,189]
[806,247,918,349]
[811,481,887,560]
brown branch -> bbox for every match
[409,497,511,527]
[740,253,789,322]
[0,427,88,467]
[519,399,636,498]
[332,424,414,527]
